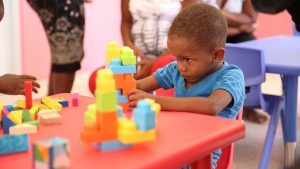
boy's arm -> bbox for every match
[128,88,232,115]
[136,75,161,93]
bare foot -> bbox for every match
[243,108,269,124]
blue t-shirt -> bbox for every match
[153,61,246,168]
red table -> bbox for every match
[0,94,245,169]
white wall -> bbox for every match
[0,0,21,75]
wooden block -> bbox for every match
[40,113,62,125]
[37,110,59,120]
[25,81,32,109]
[9,124,37,135]
[41,97,62,111]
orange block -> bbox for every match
[124,74,134,80]
[97,111,118,140]
[122,80,136,95]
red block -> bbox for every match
[25,81,32,109]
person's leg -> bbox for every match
[48,71,75,95]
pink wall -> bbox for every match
[20,0,122,79]
[20,2,293,79]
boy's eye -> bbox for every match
[184,58,192,62]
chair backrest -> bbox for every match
[225,44,266,109]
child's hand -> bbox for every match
[0,74,40,95]
[127,89,154,110]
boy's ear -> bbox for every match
[213,47,225,62]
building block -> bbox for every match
[106,41,120,65]
[2,116,16,134]
[97,111,118,140]
[41,96,62,111]
[16,100,26,109]
[39,104,50,110]
[145,99,161,116]
[37,110,59,120]
[0,102,2,127]
[120,46,136,65]
[117,95,128,104]
[4,105,14,112]
[7,110,23,125]
[95,91,117,112]
[107,59,136,74]
[33,137,70,169]
[0,134,29,155]
[9,124,37,135]
[30,105,40,120]
[96,69,116,93]
[24,121,40,129]
[22,110,31,122]
[133,100,155,131]
[25,81,33,109]
[117,105,124,118]
[84,104,97,130]
[2,108,9,116]
[72,93,79,107]
[58,100,69,107]
[117,117,156,144]
[40,113,62,125]
[94,140,132,152]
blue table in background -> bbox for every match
[238,35,300,168]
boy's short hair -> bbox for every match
[168,4,228,52]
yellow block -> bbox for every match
[39,104,50,110]
[30,105,40,120]
[41,96,62,111]
[117,118,156,144]
[7,110,23,124]
[105,41,120,65]
[96,69,116,93]
[152,103,161,116]
[16,100,26,109]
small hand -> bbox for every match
[239,24,257,33]
[127,89,154,110]
[0,74,40,95]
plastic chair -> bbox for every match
[151,54,242,169]
[225,44,285,169]
[293,25,300,36]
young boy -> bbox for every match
[127,4,245,168]
[0,0,40,95]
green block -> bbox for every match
[24,121,40,129]
[33,144,43,162]
[121,56,136,65]
[22,110,31,122]
[121,46,136,65]
[95,91,117,112]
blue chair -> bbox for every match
[293,25,300,36]
[225,44,285,169]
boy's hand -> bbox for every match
[0,74,40,95]
[135,57,155,80]
[127,89,154,110]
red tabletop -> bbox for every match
[0,93,245,169]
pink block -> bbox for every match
[2,108,9,116]
[72,93,79,107]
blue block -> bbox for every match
[58,100,69,107]
[117,95,128,104]
[2,116,16,134]
[108,59,136,74]
[117,105,124,118]
[0,134,29,155]
[94,140,132,152]
[133,100,155,131]
[4,105,14,112]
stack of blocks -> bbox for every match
[33,137,70,169]
[81,43,161,151]
[106,42,137,110]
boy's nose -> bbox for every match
[178,62,186,72]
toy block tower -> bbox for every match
[105,42,137,110]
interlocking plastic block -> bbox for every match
[30,105,40,120]
[2,116,16,134]
[33,137,70,169]
[25,81,33,109]
[133,100,155,131]
[117,95,128,104]
[24,121,40,129]
[16,100,26,109]
[72,93,79,107]
[84,104,97,130]
[117,105,124,118]
[94,140,132,152]
[9,124,37,135]
[105,41,120,65]
[58,100,69,107]
[95,91,117,112]
[4,105,14,112]
[0,134,29,155]
[41,97,62,111]
[40,113,62,125]
[145,99,161,116]
[7,110,23,125]
[97,111,118,139]
[117,117,156,144]
[120,46,136,65]
[96,69,116,93]
[107,59,136,74]
[22,110,31,122]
